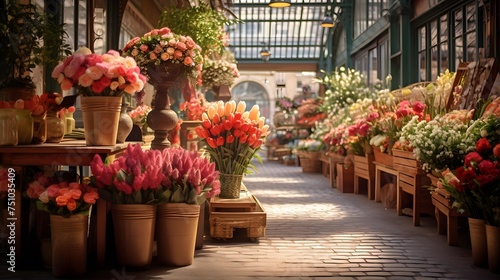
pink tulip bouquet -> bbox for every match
[51,47,147,97]
[90,144,220,205]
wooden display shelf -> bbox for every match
[209,185,266,240]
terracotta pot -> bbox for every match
[80,96,122,145]
[468,217,488,267]
[112,204,156,270]
[219,173,243,199]
[156,203,200,266]
[486,224,500,273]
[50,214,88,278]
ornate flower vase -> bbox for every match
[219,173,243,199]
[486,224,500,273]
[111,204,156,270]
[468,217,488,267]
[116,98,133,143]
[156,203,200,266]
[14,109,33,144]
[212,84,231,102]
[80,96,122,146]
[146,63,185,150]
[46,110,65,143]
[50,214,88,278]
[65,112,75,135]
[0,108,18,146]
[31,112,47,144]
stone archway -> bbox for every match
[231,81,271,122]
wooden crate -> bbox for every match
[336,163,354,193]
[319,152,330,178]
[209,194,266,240]
[392,149,423,175]
[211,188,257,212]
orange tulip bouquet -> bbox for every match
[195,100,269,197]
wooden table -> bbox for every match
[0,140,133,267]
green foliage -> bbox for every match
[158,4,239,57]
[0,2,72,89]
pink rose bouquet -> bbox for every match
[51,47,147,97]
[122,27,203,84]
[25,171,99,217]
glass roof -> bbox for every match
[227,0,343,65]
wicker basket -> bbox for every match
[219,173,243,199]
[299,157,322,173]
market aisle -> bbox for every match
[3,159,499,280]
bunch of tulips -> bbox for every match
[195,100,270,175]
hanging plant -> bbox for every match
[158,3,239,58]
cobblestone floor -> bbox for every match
[2,159,499,280]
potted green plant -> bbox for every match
[0,2,71,95]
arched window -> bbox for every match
[231,81,271,122]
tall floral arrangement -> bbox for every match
[121,27,203,84]
[160,148,220,204]
[51,47,147,97]
[195,101,270,175]
[25,171,99,217]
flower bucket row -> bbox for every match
[20,144,221,276]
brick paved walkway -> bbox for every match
[3,159,498,280]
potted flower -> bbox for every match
[0,2,71,97]
[439,116,500,271]
[90,144,165,269]
[25,171,98,278]
[195,100,270,198]
[121,27,203,149]
[156,147,220,266]
[201,50,239,88]
[295,139,324,173]
[51,47,147,145]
